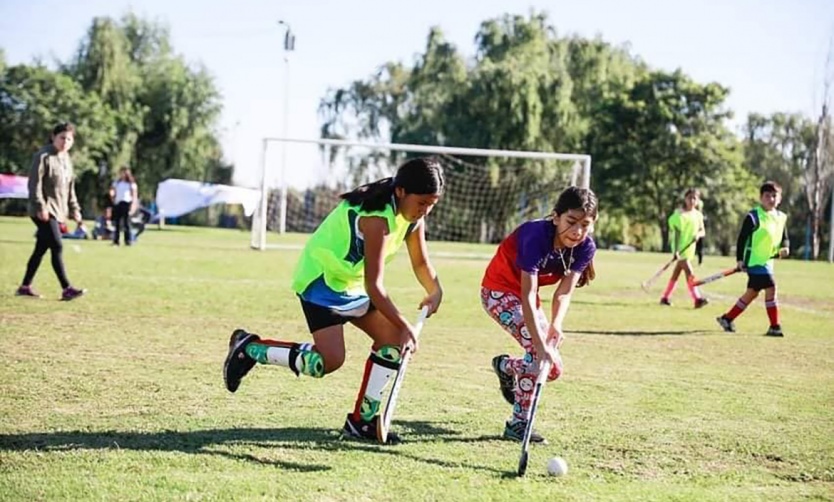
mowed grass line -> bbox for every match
[1,216,832,501]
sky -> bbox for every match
[2,0,833,190]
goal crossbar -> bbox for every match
[254,137,592,250]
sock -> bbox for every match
[765,299,780,327]
[244,340,325,377]
[661,279,677,300]
[352,345,401,422]
[725,298,748,321]
[686,279,703,302]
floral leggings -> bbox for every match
[480,287,562,422]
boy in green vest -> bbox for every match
[223,157,445,443]
[716,181,790,336]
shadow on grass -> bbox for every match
[0,420,510,475]
[575,329,706,336]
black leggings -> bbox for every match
[22,217,70,289]
[113,201,132,244]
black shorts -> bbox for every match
[747,273,775,291]
[298,296,375,333]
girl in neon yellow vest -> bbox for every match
[716,181,790,337]
[223,157,445,443]
[660,188,708,308]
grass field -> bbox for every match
[1,215,832,501]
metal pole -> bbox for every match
[828,185,833,262]
[255,138,268,250]
[277,21,294,234]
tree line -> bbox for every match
[319,12,834,258]
[1,12,831,258]
[0,13,230,215]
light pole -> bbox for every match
[277,20,295,234]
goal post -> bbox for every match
[251,137,591,250]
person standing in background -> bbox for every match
[16,122,86,301]
[109,167,138,246]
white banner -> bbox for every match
[155,179,260,219]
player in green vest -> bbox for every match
[717,181,790,336]
[223,157,445,443]
[660,188,708,308]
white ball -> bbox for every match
[547,456,568,476]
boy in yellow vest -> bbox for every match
[716,181,790,336]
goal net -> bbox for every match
[251,138,591,251]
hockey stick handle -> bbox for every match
[641,238,699,290]
[379,306,430,442]
[692,267,740,287]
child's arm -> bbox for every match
[735,213,756,269]
[405,220,443,315]
[360,215,416,347]
[520,272,559,366]
[778,225,790,258]
[549,272,582,347]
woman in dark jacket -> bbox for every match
[16,122,86,301]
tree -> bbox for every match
[589,70,749,251]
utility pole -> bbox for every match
[277,20,295,234]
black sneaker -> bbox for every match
[16,285,41,298]
[61,286,86,301]
[766,325,784,337]
[716,316,736,333]
[491,354,515,405]
[341,414,400,445]
[659,297,672,306]
[694,298,709,309]
[503,420,547,444]
[223,329,260,393]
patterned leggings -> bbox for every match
[480,287,562,422]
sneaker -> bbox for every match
[503,420,547,444]
[766,325,784,337]
[491,354,515,405]
[15,285,41,298]
[716,316,736,333]
[694,298,709,309]
[341,414,401,445]
[659,298,672,306]
[223,329,260,393]
[61,286,86,301]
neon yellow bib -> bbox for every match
[667,208,703,259]
[291,200,414,295]
[746,205,786,268]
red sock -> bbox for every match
[661,279,677,300]
[725,298,748,320]
[765,299,779,326]
[686,280,702,301]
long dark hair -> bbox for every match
[552,186,598,219]
[340,157,445,211]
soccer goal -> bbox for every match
[250,138,591,251]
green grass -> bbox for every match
[1,215,832,501]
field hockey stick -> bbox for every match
[692,266,740,287]
[517,359,552,477]
[380,305,430,443]
[693,252,780,287]
[640,238,697,291]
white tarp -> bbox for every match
[155,179,260,219]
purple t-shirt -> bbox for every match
[517,219,596,277]
[483,218,596,294]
